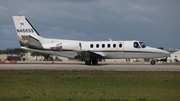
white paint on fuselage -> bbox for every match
[23,39,170,59]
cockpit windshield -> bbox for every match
[139,42,146,48]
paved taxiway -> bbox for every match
[0,64,180,71]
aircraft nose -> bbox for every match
[160,50,170,57]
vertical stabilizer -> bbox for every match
[12,16,43,49]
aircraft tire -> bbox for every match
[150,60,156,65]
[92,59,98,65]
[85,61,91,65]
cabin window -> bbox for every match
[96,44,99,48]
[113,44,116,48]
[102,44,105,48]
[134,42,140,48]
[119,44,122,48]
[107,44,111,48]
[90,44,93,48]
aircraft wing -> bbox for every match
[89,51,105,59]
[166,49,179,53]
[76,50,105,61]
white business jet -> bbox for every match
[12,16,170,65]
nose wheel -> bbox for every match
[150,60,156,65]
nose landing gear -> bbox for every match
[150,59,156,65]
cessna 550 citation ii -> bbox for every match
[13,16,170,65]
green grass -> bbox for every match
[0,70,180,101]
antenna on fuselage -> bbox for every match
[108,38,112,41]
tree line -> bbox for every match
[0,48,27,55]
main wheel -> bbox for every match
[85,61,91,65]
[92,59,98,65]
[150,60,156,65]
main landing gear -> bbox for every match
[85,59,98,65]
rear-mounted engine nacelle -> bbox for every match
[50,42,81,51]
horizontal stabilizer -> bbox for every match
[21,35,40,42]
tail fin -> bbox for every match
[12,16,43,49]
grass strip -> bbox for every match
[0,70,180,101]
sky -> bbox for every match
[0,0,180,50]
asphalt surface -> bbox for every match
[0,64,180,71]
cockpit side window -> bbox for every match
[139,42,146,48]
[134,42,141,48]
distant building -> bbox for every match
[168,50,180,62]
[0,54,7,60]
